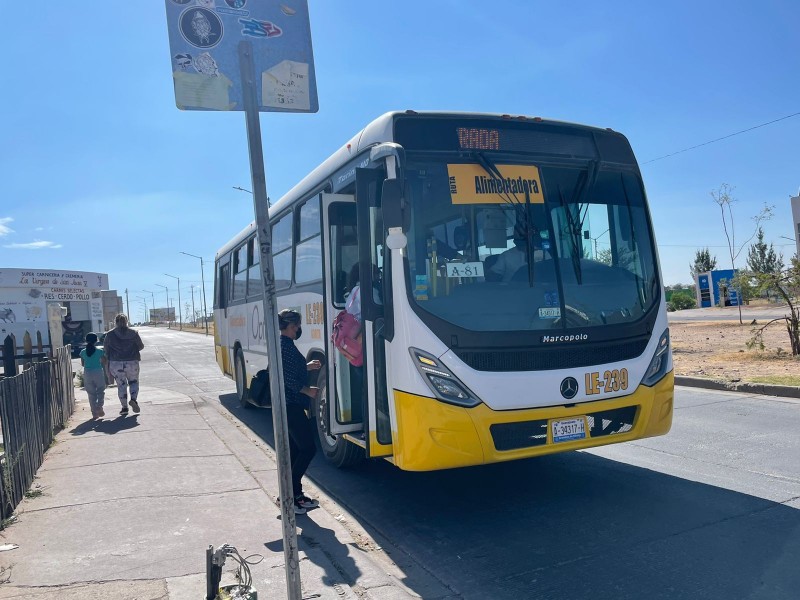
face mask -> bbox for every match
[294,326,303,340]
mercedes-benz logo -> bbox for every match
[560,377,579,400]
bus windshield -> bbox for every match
[405,158,659,332]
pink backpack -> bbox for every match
[331,310,362,367]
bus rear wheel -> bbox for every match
[234,349,251,409]
[314,366,363,468]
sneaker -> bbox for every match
[120,407,129,416]
[129,399,140,413]
[295,494,319,510]
[278,497,308,515]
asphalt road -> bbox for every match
[141,326,800,600]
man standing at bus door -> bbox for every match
[278,309,322,515]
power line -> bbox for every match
[658,243,797,248]
[643,110,800,164]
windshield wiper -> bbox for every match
[473,152,525,213]
[474,152,538,284]
[557,160,599,284]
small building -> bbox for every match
[102,290,124,331]
[0,268,119,356]
[695,269,740,308]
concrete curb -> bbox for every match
[675,375,800,399]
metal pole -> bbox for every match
[239,39,301,600]
[164,275,182,330]
[190,285,196,327]
[155,284,169,327]
[200,257,209,335]
[143,290,156,325]
[125,288,130,318]
[182,252,211,335]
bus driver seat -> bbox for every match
[484,255,501,282]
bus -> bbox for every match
[214,111,674,471]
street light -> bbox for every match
[142,290,156,324]
[154,283,169,327]
[180,251,209,335]
[136,296,148,324]
[164,274,182,331]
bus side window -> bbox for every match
[232,244,248,302]
[247,237,262,298]
[296,197,322,285]
[272,212,293,289]
[218,263,230,309]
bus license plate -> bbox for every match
[551,417,586,443]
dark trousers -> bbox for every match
[287,403,317,498]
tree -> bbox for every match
[667,292,696,312]
[596,247,613,265]
[689,247,717,282]
[745,254,800,356]
[746,227,783,274]
[710,183,773,324]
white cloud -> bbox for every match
[34,227,44,231]
[0,217,13,237]
[3,240,63,250]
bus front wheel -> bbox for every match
[234,349,251,409]
[314,366,363,468]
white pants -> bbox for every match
[109,361,140,407]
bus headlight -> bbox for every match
[641,329,670,387]
[409,348,482,407]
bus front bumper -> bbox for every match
[391,371,674,471]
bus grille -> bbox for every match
[490,405,639,451]
[454,339,649,372]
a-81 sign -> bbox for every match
[164,0,318,113]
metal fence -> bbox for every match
[0,346,74,520]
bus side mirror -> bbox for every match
[382,178,405,230]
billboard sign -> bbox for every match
[0,269,108,290]
[164,0,318,113]
[151,307,176,322]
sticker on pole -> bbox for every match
[164,0,318,112]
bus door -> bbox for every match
[356,168,393,458]
[321,194,363,440]
[215,256,232,375]
[321,182,393,459]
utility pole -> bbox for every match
[125,288,130,318]
[165,274,182,331]
[142,290,156,325]
[190,284,197,327]
[180,252,209,335]
[155,283,169,328]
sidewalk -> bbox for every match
[0,383,415,599]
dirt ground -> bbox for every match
[671,319,800,387]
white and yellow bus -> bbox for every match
[214,111,673,471]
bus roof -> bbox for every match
[216,110,623,259]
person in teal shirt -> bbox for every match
[80,333,107,419]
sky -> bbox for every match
[1,0,799,322]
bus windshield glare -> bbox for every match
[405,158,659,332]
